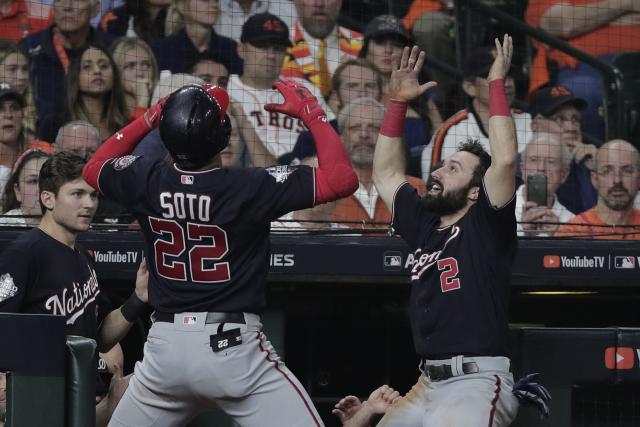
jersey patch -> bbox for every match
[266,165,296,183]
[0,273,18,302]
[112,155,140,171]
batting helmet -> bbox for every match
[159,84,231,170]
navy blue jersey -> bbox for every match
[392,182,517,359]
[98,156,315,313]
[0,228,109,340]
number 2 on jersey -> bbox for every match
[149,218,231,283]
[437,257,461,292]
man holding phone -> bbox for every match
[517,132,574,236]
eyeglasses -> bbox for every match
[547,114,581,126]
[596,165,638,178]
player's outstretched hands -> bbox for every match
[487,34,513,82]
[387,46,437,103]
[265,79,326,126]
[134,257,149,303]
[332,395,363,424]
[365,385,401,414]
[512,372,552,419]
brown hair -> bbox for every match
[1,148,50,213]
[0,39,36,139]
[38,152,86,213]
[331,58,383,104]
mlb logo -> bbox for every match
[543,255,560,269]
[181,175,194,185]
[614,256,635,269]
[383,252,403,271]
[183,316,197,325]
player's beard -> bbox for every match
[421,183,470,216]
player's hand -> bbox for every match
[143,95,168,129]
[202,84,229,118]
[487,34,513,82]
[388,46,436,103]
[332,395,362,424]
[134,257,149,303]
[364,385,401,414]
[512,373,552,419]
[265,79,327,126]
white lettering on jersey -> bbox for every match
[410,226,461,281]
[0,273,18,302]
[44,268,100,325]
[160,192,211,222]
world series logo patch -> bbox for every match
[0,273,18,302]
[112,155,140,170]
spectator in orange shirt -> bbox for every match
[332,97,425,229]
[0,0,49,42]
[556,139,640,239]
[526,0,640,140]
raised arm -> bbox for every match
[483,35,518,208]
[265,80,358,204]
[373,46,436,210]
[539,0,635,39]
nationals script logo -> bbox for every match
[44,268,100,325]
[409,226,460,280]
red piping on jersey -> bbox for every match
[83,116,153,190]
[488,375,501,427]
[255,332,322,427]
[430,110,469,169]
[310,119,358,204]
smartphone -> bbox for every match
[527,175,547,206]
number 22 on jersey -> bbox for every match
[149,218,231,283]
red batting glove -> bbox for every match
[143,95,168,129]
[264,79,327,127]
[202,84,229,118]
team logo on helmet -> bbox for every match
[112,155,140,171]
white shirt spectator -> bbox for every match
[227,75,334,159]
[421,109,531,180]
[215,0,297,43]
[515,184,573,237]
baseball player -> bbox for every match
[82,80,358,426]
[371,37,520,426]
[0,152,149,426]
[228,13,335,162]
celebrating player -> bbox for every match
[82,80,358,426]
[371,37,520,425]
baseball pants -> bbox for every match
[377,356,519,427]
[108,312,323,427]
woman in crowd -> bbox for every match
[0,148,49,226]
[0,39,37,140]
[100,0,171,44]
[110,37,159,120]
[65,44,128,141]
[0,85,27,196]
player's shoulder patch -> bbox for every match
[0,273,18,302]
[265,165,298,183]
[111,155,141,171]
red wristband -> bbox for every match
[380,100,407,137]
[489,79,510,117]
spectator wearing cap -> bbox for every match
[526,0,640,141]
[0,0,49,42]
[151,0,242,76]
[421,46,531,180]
[556,139,640,239]
[281,0,362,97]
[214,0,297,44]
[360,14,442,176]
[528,85,597,214]
[0,40,37,141]
[18,0,114,140]
[227,13,334,163]
[0,83,27,196]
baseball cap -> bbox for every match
[364,14,410,45]
[529,86,587,118]
[0,82,25,107]
[462,46,496,80]
[240,13,292,48]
